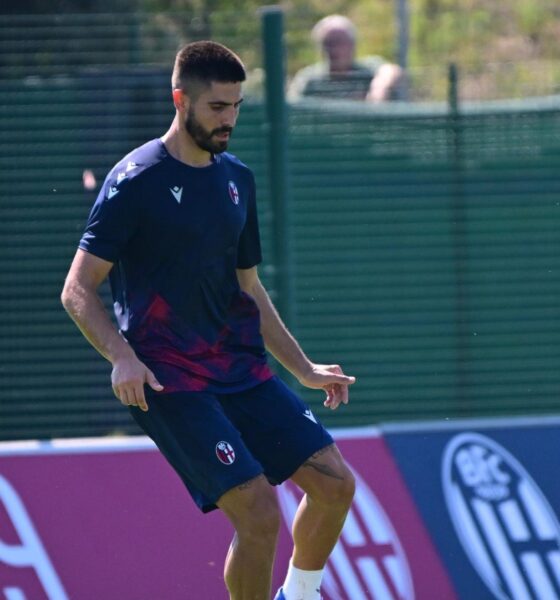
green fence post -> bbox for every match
[448,62,459,115]
[448,62,471,413]
[261,6,294,330]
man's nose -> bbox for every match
[222,106,238,127]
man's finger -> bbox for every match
[146,370,164,392]
[325,365,356,384]
[120,388,131,407]
[330,385,343,410]
[328,396,341,410]
[340,382,349,405]
[327,373,356,385]
[323,382,348,410]
[134,386,149,412]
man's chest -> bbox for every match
[135,171,248,255]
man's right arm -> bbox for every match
[61,249,162,411]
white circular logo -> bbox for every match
[442,432,560,600]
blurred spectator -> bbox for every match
[288,14,404,102]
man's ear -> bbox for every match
[172,89,187,112]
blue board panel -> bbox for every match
[383,417,560,600]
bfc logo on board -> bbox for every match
[442,433,560,600]
[278,467,414,600]
[215,441,236,465]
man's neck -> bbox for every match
[329,63,354,75]
[161,117,213,168]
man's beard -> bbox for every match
[185,107,232,154]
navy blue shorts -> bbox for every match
[130,376,334,513]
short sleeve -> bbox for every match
[79,174,139,263]
[361,55,386,77]
[236,173,262,269]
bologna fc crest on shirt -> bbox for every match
[216,441,236,465]
[442,432,560,600]
[228,180,240,205]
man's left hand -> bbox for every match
[298,364,356,410]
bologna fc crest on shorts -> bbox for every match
[228,180,240,205]
[216,441,236,465]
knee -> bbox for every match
[251,498,281,541]
[314,467,355,513]
[333,467,356,511]
[237,487,281,543]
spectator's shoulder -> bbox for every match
[294,61,329,82]
[288,62,329,99]
[359,55,387,75]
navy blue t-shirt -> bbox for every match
[80,139,273,393]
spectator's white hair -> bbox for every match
[311,15,357,45]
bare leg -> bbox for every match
[218,474,280,600]
[289,444,355,569]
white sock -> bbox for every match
[282,561,323,600]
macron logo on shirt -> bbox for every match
[170,186,183,203]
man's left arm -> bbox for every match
[367,63,405,102]
[237,266,356,410]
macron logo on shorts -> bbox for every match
[216,441,236,465]
[303,409,317,424]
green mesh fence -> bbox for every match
[0,11,559,440]
[287,100,560,424]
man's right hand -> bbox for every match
[111,354,164,412]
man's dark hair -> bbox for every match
[172,41,246,98]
